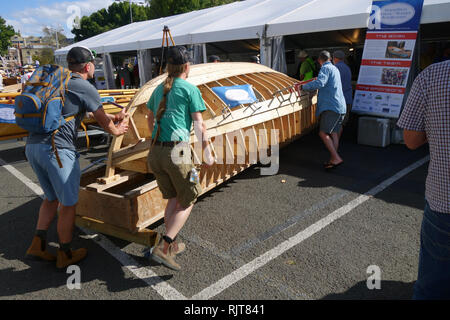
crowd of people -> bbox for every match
[0,65,36,92]
[381,68,408,86]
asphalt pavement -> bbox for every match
[0,124,429,300]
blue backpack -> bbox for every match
[14,65,87,168]
[14,65,73,134]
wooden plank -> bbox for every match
[128,116,141,142]
[117,159,149,174]
[259,72,292,88]
[91,171,140,190]
[247,73,281,92]
[135,187,167,230]
[286,114,292,140]
[77,188,134,231]
[104,135,124,179]
[226,76,266,102]
[198,84,228,114]
[75,216,158,247]
[113,149,149,167]
[111,139,151,163]
[252,73,284,91]
[236,74,273,100]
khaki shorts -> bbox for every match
[147,144,202,209]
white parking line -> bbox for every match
[0,157,186,300]
[191,156,430,300]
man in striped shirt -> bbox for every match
[397,60,450,299]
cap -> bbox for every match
[250,56,260,63]
[319,50,331,61]
[67,46,96,64]
[208,55,220,63]
[168,46,191,65]
[298,50,308,58]
[333,50,345,60]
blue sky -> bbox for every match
[3,0,115,37]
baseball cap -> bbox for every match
[333,50,345,60]
[298,50,308,58]
[67,46,97,64]
[319,50,331,61]
[208,55,220,63]
[167,46,191,65]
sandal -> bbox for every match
[324,161,343,170]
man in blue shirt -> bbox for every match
[301,51,346,170]
[333,50,353,138]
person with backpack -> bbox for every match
[298,50,317,81]
[23,46,129,269]
[146,46,214,271]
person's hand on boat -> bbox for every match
[115,116,129,135]
[114,107,129,122]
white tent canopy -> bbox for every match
[54,0,450,88]
[55,0,450,56]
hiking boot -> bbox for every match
[56,248,87,269]
[150,238,181,271]
[172,239,186,255]
[25,236,56,261]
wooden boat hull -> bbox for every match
[77,63,318,233]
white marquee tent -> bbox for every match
[55,0,450,88]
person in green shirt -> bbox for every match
[146,46,214,271]
[298,50,316,81]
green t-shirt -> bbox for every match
[299,57,315,81]
[147,77,206,142]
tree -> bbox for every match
[42,27,68,48]
[32,48,55,65]
[72,2,152,41]
[147,0,238,18]
[0,16,15,56]
[72,0,240,41]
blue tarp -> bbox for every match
[211,84,257,108]
[0,104,16,124]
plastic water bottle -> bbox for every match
[190,167,199,184]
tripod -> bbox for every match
[159,25,176,75]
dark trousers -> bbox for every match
[413,200,450,299]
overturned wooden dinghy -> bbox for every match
[77,62,318,242]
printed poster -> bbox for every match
[352,0,424,118]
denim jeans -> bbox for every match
[413,200,450,299]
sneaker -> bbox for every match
[25,236,56,261]
[150,238,181,271]
[56,248,87,269]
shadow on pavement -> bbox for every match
[217,125,428,212]
[0,198,173,298]
[321,280,415,300]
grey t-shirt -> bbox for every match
[27,74,102,151]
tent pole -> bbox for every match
[260,24,272,67]
[202,44,207,64]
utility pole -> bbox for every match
[130,0,133,24]
[115,0,133,24]
[55,29,59,49]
